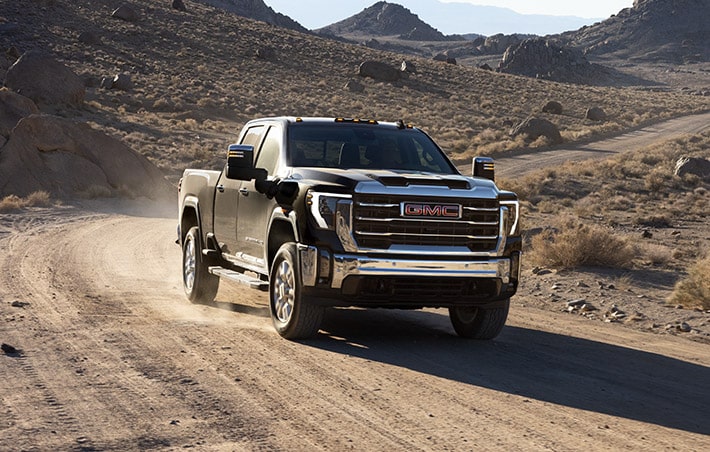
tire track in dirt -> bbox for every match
[2,200,710,450]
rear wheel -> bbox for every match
[449,299,510,339]
[269,243,324,339]
[182,226,219,303]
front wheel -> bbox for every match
[449,299,510,339]
[182,226,219,303]
[269,243,324,340]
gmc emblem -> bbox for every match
[401,202,462,219]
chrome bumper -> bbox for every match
[299,245,513,289]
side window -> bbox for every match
[240,125,265,157]
[255,126,281,176]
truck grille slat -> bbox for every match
[353,195,500,252]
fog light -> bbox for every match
[318,249,331,284]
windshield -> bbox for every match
[288,124,457,174]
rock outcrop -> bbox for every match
[0,90,39,137]
[0,114,172,200]
[498,38,611,85]
[4,51,85,107]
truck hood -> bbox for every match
[289,167,500,198]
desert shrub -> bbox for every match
[669,256,710,309]
[531,218,635,268]
[25,191,52,207]
[639,243,672,266]
[0,195,25,212]
[0,192,53,212]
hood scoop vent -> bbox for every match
[374,176,470,190]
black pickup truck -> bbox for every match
[178,117,521,339]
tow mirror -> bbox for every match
[226,144,267,181]
[473,156,495,181]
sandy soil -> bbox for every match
[2,121,710,450]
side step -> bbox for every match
[208,267,269,291]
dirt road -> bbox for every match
[2,111,710,450]
[1,199,709,451]
[459,111,710,178]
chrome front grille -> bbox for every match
[353,194,500,252]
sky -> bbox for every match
[264,0,634,34]
[439,0,633,18]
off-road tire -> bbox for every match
[182,226,219,303]
[269,243,324,339]
[449,299,510,339]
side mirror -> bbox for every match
[225,144,267,181]
[473,156,495,181]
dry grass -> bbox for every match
[507,132,709,223]
[530,217,635,269]
[0,191,53,212]
[670,256,710,310]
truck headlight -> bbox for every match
[500,200,520,236]
[307,191,352,230]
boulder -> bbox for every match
[674,157,710,180]
[172,0,187,12]
[358,61,400,82]
[100,73,133,91]
[510,117,563,144]
[4,51,85,108]
[0,114,172,199]
[542,101,563,115]
[586,107,607,121]
[0,90,39,137]
[112,73,133,91]
[401,60,416,73]
[112,4,139,22]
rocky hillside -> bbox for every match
[0,0,707,193]
[198,0,307,33]
[317,1,449,41]
[559,0,710,63]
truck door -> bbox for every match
[235,125,282,266]
[213,125,265,254]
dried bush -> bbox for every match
[25,191,52,207]
[531,219,635,269]
[0,195,24,212]
[669,256,710,310]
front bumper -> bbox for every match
[299,245,520,289]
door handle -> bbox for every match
[239,188,249,196]
[217,185,225,193]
